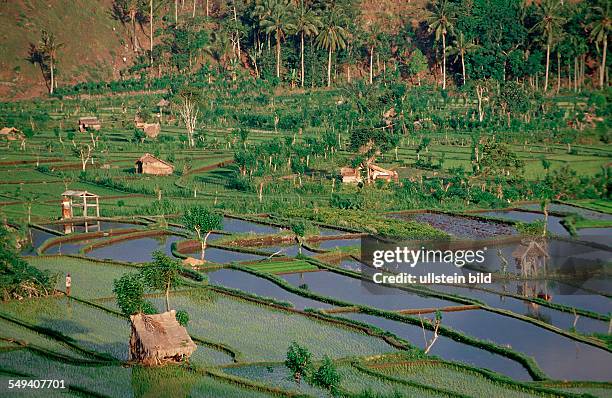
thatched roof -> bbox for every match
[0,127,24,140]
[512,240,549,261]
[136,153,173,168]
[78,117,100,124]
[157,99,170,107]
[183,257,205,267]
[62,190,99,198]
[143,123,161,138]
[130,310,196,365]
[368,164,397,175]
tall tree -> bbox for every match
[426,0,455,90]
[39,30,62,94]
[447,31,477,85]
[316,6,348,87]
[260,0,296,79]
[588,1,610,89]
[532,0,565,91]
[293,0,321,87]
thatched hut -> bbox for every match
[0,127,24,141]
[340,167,361,183]
[368,164,399,182]
[129,310,197,366]
[135,153,174,176]
[78,117,101,132]
[512,239,549,277]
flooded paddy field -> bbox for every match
[391,212,517,239]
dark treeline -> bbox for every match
[43,0,609,94]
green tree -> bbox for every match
[140,250,182,312]
[426,0,455,90]
[293,0,321,87]
[260,0,296,79]
[0,224,56,300]
[290,221,306,254]
[309,356,341,394]
[285,342,312,384]
[113,273,157,317]
[588,1,610,89]
[39,30,63,94]
[182,206,222,261]
[316,7,349,87]
[405,48,428,86]
[532,0,566,91]
[447,31,477,85]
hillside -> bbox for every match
[0,0,130,98]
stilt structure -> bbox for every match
[61,190,101,233]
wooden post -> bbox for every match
[95,197,100,217]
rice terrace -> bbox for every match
[0,0,611,397]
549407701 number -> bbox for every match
[7,380,65,389]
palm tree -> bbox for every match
[426,0,455,90]
[40,30,63,94]
[316,7,348,88]
[447,31,477,85]
[364,23,382,85]
[532,0,566,92]
[260,0,296,79]
[293,0,320,87]
[588,1,610,89]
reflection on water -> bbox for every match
[86,235,181,262]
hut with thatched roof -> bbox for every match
[78,117,101,132]
[129,310,197,366]
[135,153,174,176]
[340,167,361,184]
[0,127,24,141]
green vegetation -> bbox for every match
[244,259,319,274]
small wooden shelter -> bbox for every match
[135,122,161,139]
[512,239,549,277]
[78,117,101,133]
[135,153,174,176]
[340,167,362,183]
[368,164,399,182]
[61,190,100,233]
[129,310,197,366]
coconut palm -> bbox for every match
[532,0,566,92]
[260,0,296,79]
[316,7,349,88]
[588,1,610,89]
[425,0,455,90]
[447,31,478,85]
[293,0,321,87]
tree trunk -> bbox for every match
[327,47,332,87]
[442,33,446,90]
[193,0,196,17]
[461,50,466,85]
[132,13,138,51]
[544,40,550,91]
[49,57,54,94]
[276,28,281,78]
[206,0,209,17]
[301,32,305,87]
[175,0,178,23]
[556,52,560,94]
[369,46,374,84]
[150,0,153,65]
[600,34,607,89]
[165,281,170,311]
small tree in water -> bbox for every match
[140,251,182,312]
[182,206,222,261]
[285,342,312,384]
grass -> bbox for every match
[244,259,319,274]
[148,290,396,362]
[0,349,275,398]
[27,256,134,299]
[370,361,541,398]
[0,297,130,361]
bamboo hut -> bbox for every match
[512,239,549,277]
[129,310,197,366]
